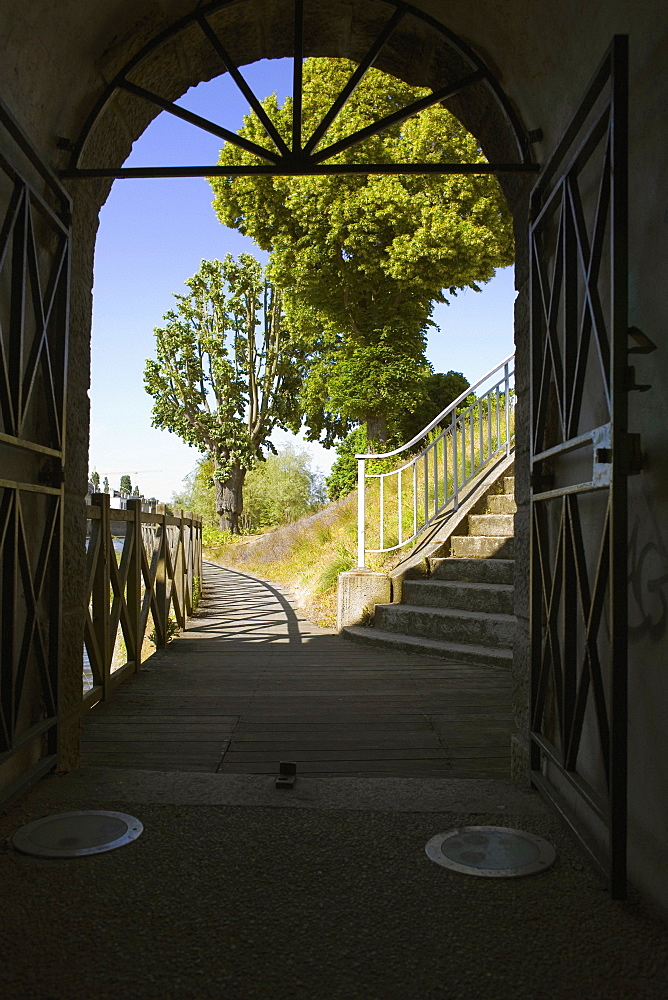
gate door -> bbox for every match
[0,100,71,802]
[529,37,631,898]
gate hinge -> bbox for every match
[620,433,643,475]
[626,365,651,392]
[628,326,657,354]
[626,328,657,393]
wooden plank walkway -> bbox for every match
[81,561,514,778]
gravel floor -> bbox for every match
[1,769,667,1000]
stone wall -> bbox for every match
[1,0,666,914]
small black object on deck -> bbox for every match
[276,762,297,789]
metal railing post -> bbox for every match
[412,461,418,537]
[397,469,403,546]
[379,474,385,552]
[357,456,366,567]
[487,392,493,461]
[452,410,459,511]
[423,451,429,527]
[505,361,511,456]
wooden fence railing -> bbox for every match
[83,494,202,712]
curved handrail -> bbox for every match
[355,352,515,461]
[356,353,515,566]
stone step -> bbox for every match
[504,476,515,494]
[402,579,514,615]
[450,535,514,559]
[429,557,515,585]
[374,603,515,648]
[343,626,513,669]
[468,513,515,536]
[487,494,517,514]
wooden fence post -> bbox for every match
[183,511,193,617]
[91,492,111,700]
[174,508,186,629]
[126,497,142,672]
[154,503,168,647]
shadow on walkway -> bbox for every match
[81,561,514,778]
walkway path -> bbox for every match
[81,561,513,778]
[3,566,667,999]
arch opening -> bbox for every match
[61,0,537,191]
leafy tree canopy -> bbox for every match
[119,475,132,494]
[299,342,433,447]
[326,426,368,502]
[393,370,470,444]
[211,60,513,441]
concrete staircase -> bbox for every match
[344,474,516,668]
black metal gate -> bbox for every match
[0,100,71,802]
[529,37,634,898]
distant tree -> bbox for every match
[299,342,433,447]
[90,470,100,491]
[242,446,327,530]
[144,256,305,533]
[173,446,326,534]
[119,475,132,494]
[132,485,141,497]
[102,476,110,493]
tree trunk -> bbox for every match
[365,413,388,448]
[215,462,246,534]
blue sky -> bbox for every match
[89,58,515,501]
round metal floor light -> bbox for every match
[11,811,143,858]
[426,826,556,878]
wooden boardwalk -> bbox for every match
[81,561,514,778]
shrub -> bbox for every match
[317,545,355,594]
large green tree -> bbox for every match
[210,58,513,442]
[144,256,305,533]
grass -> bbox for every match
[206,495,360,627]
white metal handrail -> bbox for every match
[356,353,515,566]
